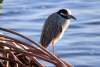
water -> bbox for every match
[0,0,100,67]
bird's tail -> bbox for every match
[40,41,49,48]
[40,35,51,48]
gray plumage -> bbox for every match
[40,9,76,48]
[40,13,67,48]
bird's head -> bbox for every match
[57,9,76,20]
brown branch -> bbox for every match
[0,27,72,67]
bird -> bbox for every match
[40,9,76,53]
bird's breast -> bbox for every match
[62,20,70,32]
[52,20,70,45]
[60,20,70,38]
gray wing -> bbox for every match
[40,13,62,48]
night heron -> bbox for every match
[40,9,76,53]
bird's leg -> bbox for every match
[52,42,55,54]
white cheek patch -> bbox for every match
[60,13,65,16]
[66,9,72,15]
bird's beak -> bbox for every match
[69,15,77,20]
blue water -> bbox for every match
[0,0,100,67]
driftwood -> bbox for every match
[0,27,72,67]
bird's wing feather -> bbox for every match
[40,14,62,48]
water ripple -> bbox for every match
[1,0,100,67]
